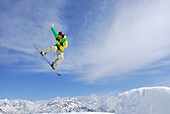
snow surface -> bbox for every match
[115,87,170,114]
[1,87,170,114]
[59,112,114,114]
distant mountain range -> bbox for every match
[0,95,116,113]
[1,87,170,114]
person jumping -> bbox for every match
[40,25,68,70]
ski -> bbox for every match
[34,44,61,76]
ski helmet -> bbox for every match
[58,31,65,38]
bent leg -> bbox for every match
[52,52,64,69]
[42,46,58,55]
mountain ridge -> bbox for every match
[0,95,116,113]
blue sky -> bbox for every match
[1,0,170,101]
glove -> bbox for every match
[51,23,54,28]
[60,43,64,46]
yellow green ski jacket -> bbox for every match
[51,27,68,52]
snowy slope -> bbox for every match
[1,87,170,114]
[59,112,114,114]
[115,87,170,114]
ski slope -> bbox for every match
[115,87,170,114]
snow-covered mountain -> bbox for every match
[0,95,116,114]
[0,99,37,114]
[1,87,170,114]
[36,97,97,113]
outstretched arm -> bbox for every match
[51,26,59,39]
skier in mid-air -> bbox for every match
[40,25,68,70]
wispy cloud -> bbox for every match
[0,0,66,71]
[67,0,170,82]
[1,0,170,84]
